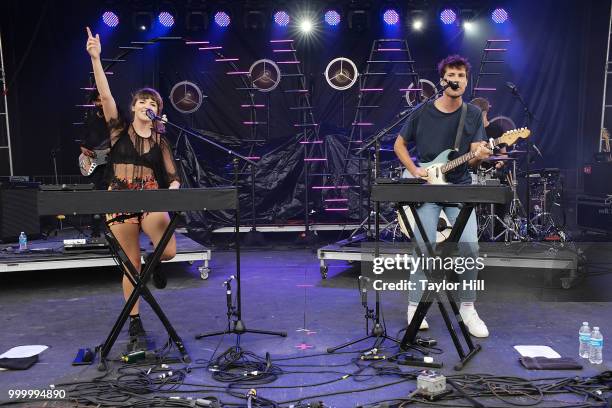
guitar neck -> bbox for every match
[441,137,502,174]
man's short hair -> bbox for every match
[437,54,471,77]
[470,97,490,113]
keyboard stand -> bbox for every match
[96,212,190,370]
[397,202,481,371]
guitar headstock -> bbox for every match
[602,128,610,153]
[498,127,531,147]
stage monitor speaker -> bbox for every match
[583,162,612,196]
[0,184,40,243]
[576,195,612,234]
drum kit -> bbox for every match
[475,150,565,242]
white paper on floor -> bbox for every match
[0,345,49,371]
[513,345,561,358]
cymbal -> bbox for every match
[506,149,527,155]
[484,155,516,161]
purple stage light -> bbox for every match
[158,12,175,27]
[274,11,290,27]
[324,10,341,26]
[440,8,457,25]
[102,11,119,27]
[214,11,231,27]
[491,8,509,24]
[382,9,400,26]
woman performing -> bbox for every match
[86,27,180,339]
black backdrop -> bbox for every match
[1,0,610,225]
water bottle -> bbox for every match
[18,232,27,251]
[588,327,603,364]
[579,322,590,358]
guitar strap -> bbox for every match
[453,102,468,151]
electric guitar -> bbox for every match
[78,149,110,177]
[411,127,531,185]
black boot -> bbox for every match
[146,253,167,289]
[128,315,146,337]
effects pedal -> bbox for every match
[416,371,452,400]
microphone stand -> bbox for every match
[327,84,451,353]
[508,85,536,239]
[145,111,287,346]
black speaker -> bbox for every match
[576,195,612,233]
[583,162,612,196]
[0,186,40,243]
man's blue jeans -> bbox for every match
[407,202,479,304]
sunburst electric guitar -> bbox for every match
[78,149,110,177]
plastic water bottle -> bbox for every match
[579,322,590,358]
[18,232,27,251]
[589,327,603,364]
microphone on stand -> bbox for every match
[358,276,370,306]
[224,275,235,311]
[506,82,518,95]
[441,79,460,90]
[145,108,168,122]
[396,107,413,118]
[447,81,460,90]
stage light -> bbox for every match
[440,8,457,25]
[158,12,175,27]
[382,9,400,26]
[491,8,508,24]
[299,18,313,33]
[214,11,231,27]
[133,12,153,31]
[410,10,426,32]
[102,11,119,28]
[273,11,290,27]
[463,21,475,32]
[245,10,266,30]
[348,9,370,31]
[324,10,341,26]
[186,11,208,32]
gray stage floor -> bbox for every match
[0,249,611,407]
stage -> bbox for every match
[0,229,212,279]
[317,233,585,286]
[0,248,610,407]
[1,0,612,405]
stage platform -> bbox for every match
[0,229,212,279]
[213,223,363,233]
[317,233,585,286]
[0,248,610,407]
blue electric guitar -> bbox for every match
[408,128,531,185]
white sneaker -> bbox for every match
[459,308,489,338]
[407,305,429,330]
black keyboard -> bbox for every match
[371,182,511,204]
[36,187,237,216]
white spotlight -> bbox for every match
[299,19,313,33]
[463,21,475,32]
[412,19,423,31]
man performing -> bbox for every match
[394,55,492,338]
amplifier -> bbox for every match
[576,195,612,233]
[0,186,41,242]
[583,162,612,196]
